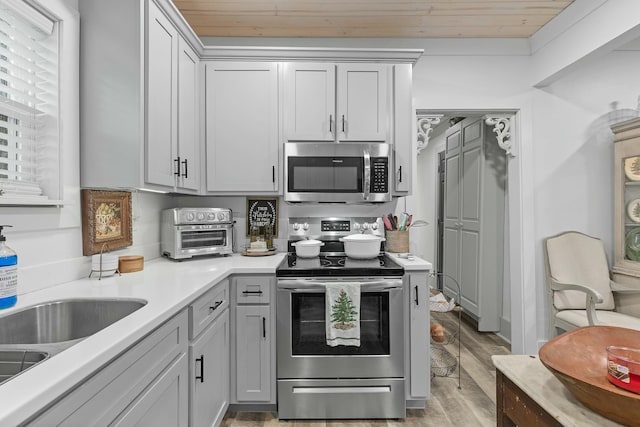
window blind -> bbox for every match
[0,0,58,203]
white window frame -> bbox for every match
[0,0,62,206]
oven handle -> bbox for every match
[277,278,403,292]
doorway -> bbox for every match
[414,110,513,341]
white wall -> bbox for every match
[532,50,640,340]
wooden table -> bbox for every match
[492,355,623,427]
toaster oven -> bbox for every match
[161,208,234,260]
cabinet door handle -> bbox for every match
[272,165,275,183]
[209,300,223,313]
[174,157,181,176]
[414,285,419,306]
[242,290,263,295]
[181,158,188,178]
[262,317,266,338]
[342,115,345,132]
[195,355,204,383]
[329,114,332,132]
[399,165,403,182]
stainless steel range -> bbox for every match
[276,217,405,420]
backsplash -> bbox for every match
[12,191,174,296]
[9,191,402,297]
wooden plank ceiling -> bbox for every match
[172,0,575,38]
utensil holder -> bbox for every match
[385,230,409,253]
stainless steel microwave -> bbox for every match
[284,142,391,203]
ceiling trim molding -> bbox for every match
[199,46,424,63]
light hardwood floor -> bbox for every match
[222,310,511,427]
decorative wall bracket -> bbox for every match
[416,114,443,155]
[484,116,514,157]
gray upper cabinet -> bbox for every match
[442,117,505,332]
[176,37,200,192]
[80,0,200,194]
[392,64,413,194]
[205,62,279,194]
[283,63,389,142]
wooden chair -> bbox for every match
[544,231,640,338]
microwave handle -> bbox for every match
[363,149,371,201]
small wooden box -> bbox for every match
[118,255,144,273]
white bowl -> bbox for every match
[339,234,385,259]
[292,239,324,258]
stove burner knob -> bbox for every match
[303,222,309,230]
[370,222,378,231]
[361,223,370,230]
[217,212,226,221]
[292,223,300,231]
[186,212,195,222]
[208,213,216,220]
[353,222,361,231]
[197,212,205,221]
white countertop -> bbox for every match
[492,355,623,427]
[385,252,432,271]
[0,253,285,426]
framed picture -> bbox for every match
[246,197,278,237]
[81,189,133,255]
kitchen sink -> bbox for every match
[0,350,49,385]
[0,298,147,345]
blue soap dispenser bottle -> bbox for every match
[0,225,17,309]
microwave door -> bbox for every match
[287,156,364,202]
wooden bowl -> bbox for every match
[118,255,144,273]
[539,326,640,427]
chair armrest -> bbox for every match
[610,280,640,294]
[550,278,603,325]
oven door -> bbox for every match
[176,224,233,257]
[277,277,404,379]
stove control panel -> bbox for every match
[288,217,384,240]
[321,220,350,232]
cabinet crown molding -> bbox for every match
[199,46,423,64]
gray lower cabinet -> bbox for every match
[188,279,230,427]
[230,275,275,404]
[29,311,189,426]
[405,271,430,404]
[442,117,505,332]
[189,309,229,427]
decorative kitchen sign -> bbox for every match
[81,189,133,255]
[246,197,278,237]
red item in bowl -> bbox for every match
[607,345,640,394]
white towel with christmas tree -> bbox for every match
[325,282,361,347]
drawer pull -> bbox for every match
[262,317,266,338]
[195,355,204,383]
[414,285,419,306]
[209,300,223,313]
[242,290,263,295]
